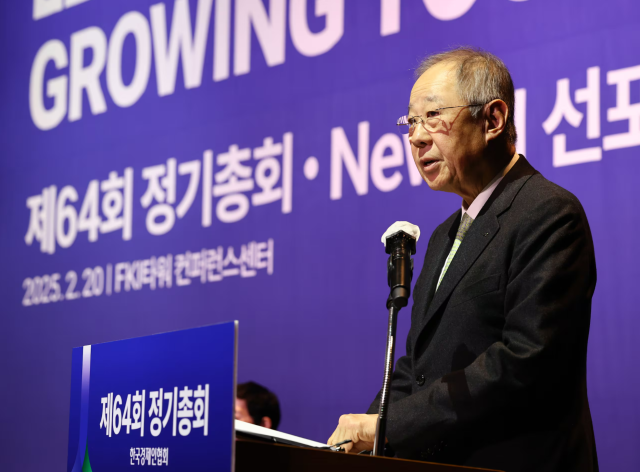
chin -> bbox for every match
[424,168,453,192]
[425,177,446,192]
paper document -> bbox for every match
[235,420,329,449]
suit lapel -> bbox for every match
[423,214,499,328]
[415,155,539,336]
[418,213,460,314]
[411,216,460,328]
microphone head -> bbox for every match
[381,222,420,254]
[383,222,420,307]
[384,230,417,255]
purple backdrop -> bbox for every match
[1,1,639,470]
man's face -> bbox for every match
[408,62,487,196]
[235,398,254,424]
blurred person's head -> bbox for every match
[235,381,281,430]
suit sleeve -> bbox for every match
[383,192,597,453]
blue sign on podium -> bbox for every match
[67,321,237,472]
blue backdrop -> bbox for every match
[1,1,639,470]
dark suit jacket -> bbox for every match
[367,156,598,472]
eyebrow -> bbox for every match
[408,95,442,114]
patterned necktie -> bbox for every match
[436,213,474,291]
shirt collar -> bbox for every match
[461,159,515,220]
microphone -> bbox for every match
[385,230,417,308]
[382,222,420,308]
[374,222,420,456]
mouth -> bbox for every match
[421,158,440,170]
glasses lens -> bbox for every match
[397,115,411,133]
[424,117,441,132]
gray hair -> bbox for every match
[415,47,517,146]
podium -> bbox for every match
[65,322,503,472]
[236,437,503,472]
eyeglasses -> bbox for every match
[397,104,485,134]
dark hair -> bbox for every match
[237,381,281,430]
[415,46,517,146]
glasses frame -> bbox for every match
[397,103,486,133]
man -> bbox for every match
[235,381,281,430]
[328,47,598,472]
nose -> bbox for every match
[409,123,432,149]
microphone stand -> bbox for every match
[373,232,415,456]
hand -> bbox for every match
[327,414,380,453]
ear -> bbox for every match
[485,99,508,142]
[260,416,273,429]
